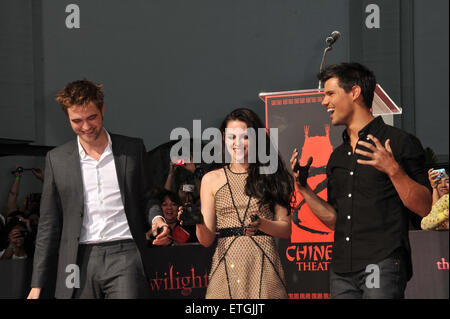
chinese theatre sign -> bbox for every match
[262,89,344,299]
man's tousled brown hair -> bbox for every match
[56,79,104,114]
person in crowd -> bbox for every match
[0,218,32,260]
[4,211,36,243]
[5,210,27,225]
[146,189,197,246]
[3,165,43,245]
[164,156,201,206]
[6,165,43,216]
[148,156,201,246]
[426,168,449,205]
[180,107,293,298]
[421,169,449,230]
[27,79,161,299]
[6,166,24,216]
[290,62,431,299]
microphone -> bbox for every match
[318,31,341,89]
[294,156,313,187]
[326,31,340,46]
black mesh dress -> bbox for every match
[205,166,288,299]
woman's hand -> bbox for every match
[147,218,172,246]
[428,168,440,189]
[245,213,262,236]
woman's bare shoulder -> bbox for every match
[202,168,227,194]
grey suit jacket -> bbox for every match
[31,133,157,298]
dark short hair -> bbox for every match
[4,218,27,236]
[317,62,377,109]
[157,189,181,206]
[7,210,26,221]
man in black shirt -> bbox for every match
[290,62,432,298]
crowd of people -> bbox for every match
[0,158,203,261]
[4,158,445,262]
[145,158,201,246]
[0,167,43,260]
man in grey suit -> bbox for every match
[27,79,168,299]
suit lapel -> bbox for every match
[68,140,85,212]
[110,134,127,207]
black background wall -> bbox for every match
[1,0,351,208]
[1,0,447,159]
[2,0,351,150]
[1,0,447,155]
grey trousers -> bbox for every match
[73,239,150,299]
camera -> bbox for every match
[432,168,447,180]
[11,167,24,175]
[11,167,33,175]
[181,203,203,225]
[17,230,29,238]
[175,159,185,166]
[182,184,195,193]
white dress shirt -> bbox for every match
[78,129,133,244]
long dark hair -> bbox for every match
[219,108,293,213]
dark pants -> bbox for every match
[329,249,408,299]
[73,239,150,299]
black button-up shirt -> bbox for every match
[327,116,430,277]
